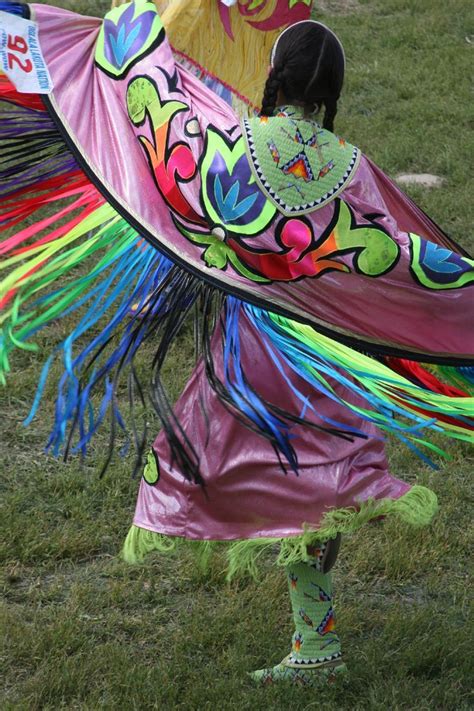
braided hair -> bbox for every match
[261,65,286,118]
[261,22,345,133]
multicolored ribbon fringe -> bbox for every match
[1,73,472,481]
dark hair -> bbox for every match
[261,23,345,132]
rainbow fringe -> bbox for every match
[0,76,184,474]
[219,300,473,469]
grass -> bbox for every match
[1,0,473,708]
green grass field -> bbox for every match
[1,0,473,708]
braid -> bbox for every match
[322,96,338,132]
[261,66,285,117]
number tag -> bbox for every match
[0,10,53,94]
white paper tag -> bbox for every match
[0,10,53,94]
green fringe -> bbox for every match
[121,485,438,580]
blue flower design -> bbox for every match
[214,174,259,222]
[420,241,472,283]
[409,233,474,289]
[201,127,276,236]
[206,152,268,227]
[103,3,157,71]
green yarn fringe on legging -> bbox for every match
[122,485,438,579]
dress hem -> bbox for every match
[122,485,438,579]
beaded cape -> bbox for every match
[243,108,361,215]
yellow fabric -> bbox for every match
[161,0,282,108]
[113,0,296,108]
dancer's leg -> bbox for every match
[250,541,346,687]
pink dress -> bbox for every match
[134,311,410,542]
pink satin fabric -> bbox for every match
[134,312,409,540]
[31,4,473,361]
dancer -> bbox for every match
[0,0,472,687]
